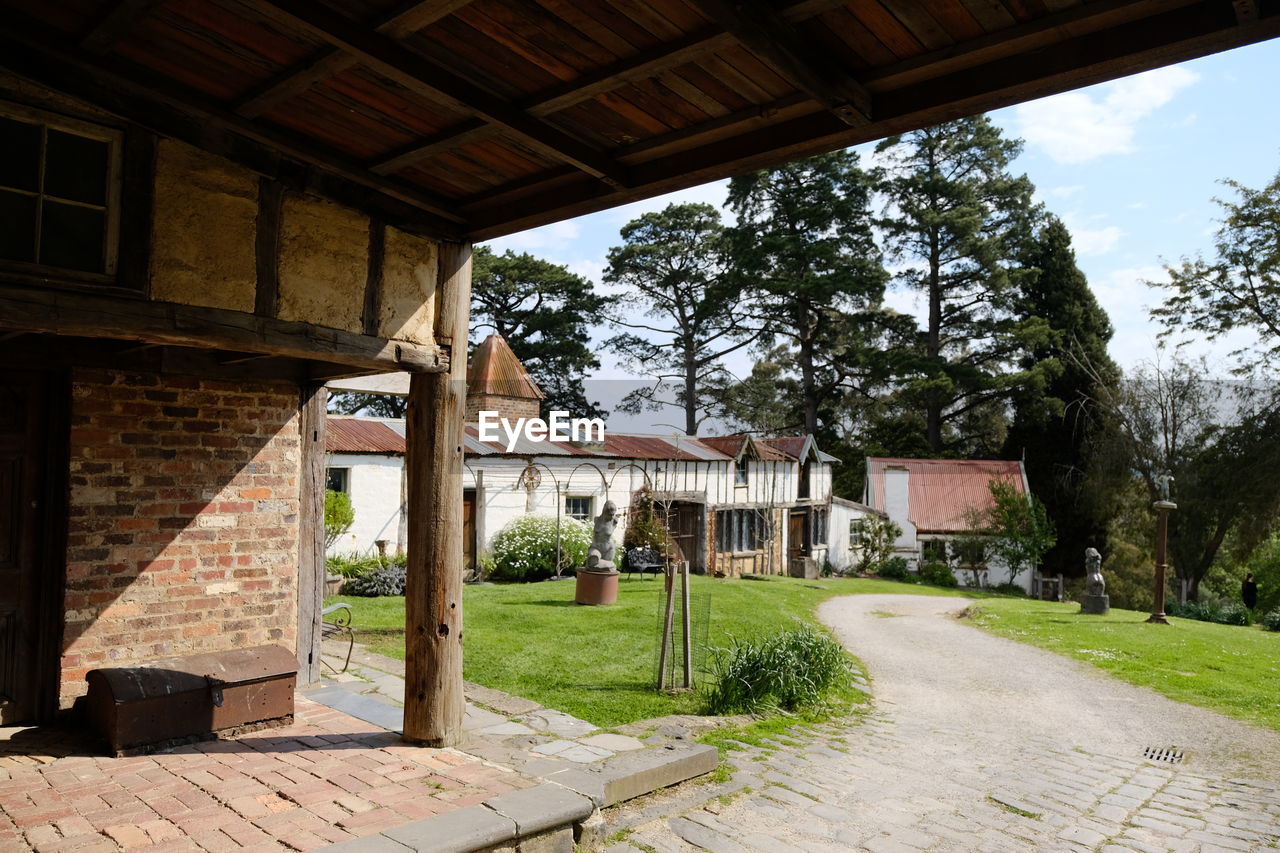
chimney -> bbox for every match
[465,334,544,422]
[885,465,910,521]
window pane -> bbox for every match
[44,130,109,205]
[40,200,105,273]
[0,117,40,192]
[0,190,36,262]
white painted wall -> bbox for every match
[827,499,880,571]
[325,453,403,557]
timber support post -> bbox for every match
[403,241,471,746]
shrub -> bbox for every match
[853,516,904,575]
[1261,608,1280,632]
[491,515,591,582]
[342,564,407,597]
[993,582,1027,597]
[919,561,958,588]
[324,489,354,547]
[327,551,407,579]
[1166,596,1253,626]
[876,556,914,582]
[705,627,852,715]
[623,488,673,555]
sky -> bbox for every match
[485,39,1280,425]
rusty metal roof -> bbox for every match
[467,335,544,400]
[326,417,406,454]
[866,457,1027,534]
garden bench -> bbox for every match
[626,547,665,579]
[321,603,354,673]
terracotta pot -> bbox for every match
[575,570,620,605]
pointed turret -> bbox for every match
[465,334,544,422]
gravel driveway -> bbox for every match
[614,594,1280,853]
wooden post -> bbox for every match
[403,241,471,746]
[297,383,327,684]
[681,561,692,689]
[1149,500,1175,625]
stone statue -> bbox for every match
[1079,546,1110,615]
[585,500,619,571]
[1084,547,1105,596]
[1156,473,1174,502]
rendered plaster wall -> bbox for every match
[150,139,257,312]
[381,226,438,344]
[278,193,367,332]
[325,453,404,557]
[61,368,301,708]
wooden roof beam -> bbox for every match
[80,0,168,55]
[250,0,630,187]
[370,119,494,175]
[0,14,467,237]
[686,0,871,126]
[235,0,476,117]
[522,0,849,118]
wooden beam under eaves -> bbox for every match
[686,0,871,126]
[80,0,169,54]
[251,0,630,187]
[236,0,476,117]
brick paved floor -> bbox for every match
[609,595,1280,853]
[0,697,533,852]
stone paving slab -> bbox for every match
[607,595,1280,853]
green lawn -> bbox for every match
[327,575,967,727]
[969,598,1280,732]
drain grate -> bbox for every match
[1143,746,1185,764]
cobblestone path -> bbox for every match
[610,595,1280,853]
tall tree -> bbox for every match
[604,203,757,435]
[471,246,607,417]
[1089,355,1280,599]
[876,116,1045,455]
[1003,215,1121,576]
[726,151,889,437]
[328,391,408,418]
[1151,169,1280,374]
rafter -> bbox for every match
[250,0,629,186]
[0,14,467,236]
[686,0,870,125]
[80,0,168,54]
[370,119,494,175]
[235,0,476,117]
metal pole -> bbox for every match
[1149,500,1175,624]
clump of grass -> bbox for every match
[705,626,852,715]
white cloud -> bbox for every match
[1062,213,1123,256]
[1049,185,1084,198]
[1013,66,1199,164]
[484,219,581,254]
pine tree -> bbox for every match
[726,151,889,438]
[876,116,1045,455]
[471,246,607,417]
[1003,215,1121,576]
[604,203,757,435]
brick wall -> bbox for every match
[465,392,540,422]
[60,368,301,708]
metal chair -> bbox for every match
[320,602,354,673]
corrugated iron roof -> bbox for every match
[326,418,406,454]
[468,335,544,400]
[866,458,1027,534]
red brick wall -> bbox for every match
[60,368,301,708]
[465,392,540,422]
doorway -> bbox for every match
[0,370,61,725]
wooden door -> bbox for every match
[462,490,475,575]
[0,373,49,725]
[788,511,806,558]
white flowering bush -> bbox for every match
[491,515,591,582]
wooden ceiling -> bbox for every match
[2,0,1277,242]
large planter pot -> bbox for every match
[575,570,620,605]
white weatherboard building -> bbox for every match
[862,457,1036,592]
[326,335,839,578]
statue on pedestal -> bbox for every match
[585,500,619,572]
[1079,546,1110,615]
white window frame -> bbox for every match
[564,495,594,523]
